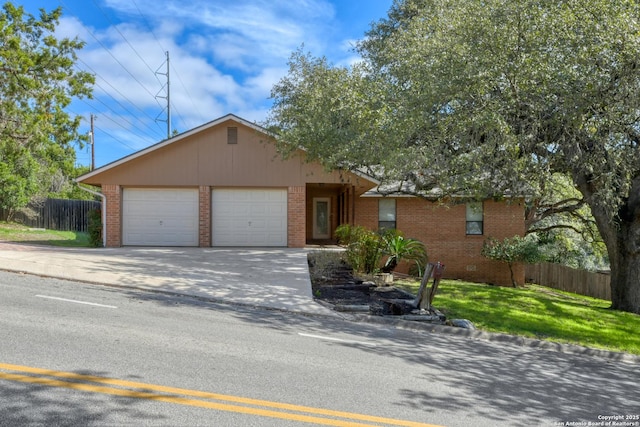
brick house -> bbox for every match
[77,114,525,285]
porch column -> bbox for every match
[350,185,356,224]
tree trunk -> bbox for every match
[609,253,640,314]
[508,262,517,287]
[575,175,640,314]
[607,220,640,314]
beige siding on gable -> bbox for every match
[82,120,369,190]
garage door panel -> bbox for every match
[212,189,287,247]
[123,189,199,246]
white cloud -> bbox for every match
[56,16,92,42]
[105,0,336,67]
[53,0,383,165]
[243,67,289,99]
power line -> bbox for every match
[76,61,164,136]
[73,84,164,142]
[131,0,167,54]
[72,98,154,152]
[58,0,164,110]
[90,0,164,88]
[132,0,200,129]
[56,1,204,158]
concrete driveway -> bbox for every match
[0,242,338,317]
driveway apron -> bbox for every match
[0,243,338,317]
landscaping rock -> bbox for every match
[401,314,444,322]
[447,319,476,329]
[309,252,449,324]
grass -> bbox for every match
[395,277,640,356]
[0,221,90,247]
[1,223,637,355]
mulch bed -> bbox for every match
[308,252,415,308]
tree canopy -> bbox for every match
[267,0,640,313]
[0,2,93,211]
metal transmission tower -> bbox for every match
[155,51,171,139]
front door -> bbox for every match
[313,197,331,240]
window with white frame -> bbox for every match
[466,202,483,235]
[379,198,396,230]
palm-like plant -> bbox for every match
[380,230,428,274]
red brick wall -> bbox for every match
[288,186,306,247]
[199,186,211,247]
[353,197,526,286]
[103,184,121,247]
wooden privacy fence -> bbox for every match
[525,263,611,301]
[0,198,101,233]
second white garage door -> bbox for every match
[212,189,287,246]
[122,188,199,246]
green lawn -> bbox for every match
[2,221,637,355]
[395,278,640,355]
[0,221,90,247]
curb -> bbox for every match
[348,313,640,364]
[3,266,638,365]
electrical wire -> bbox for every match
[76,60,165,138]
[90,0,165,88]
[58,0,164,110]
[54,0,210,160]
[132,0,201,128]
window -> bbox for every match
[466,202,483,235]
[379,199,396,230]
[227,127,238,144]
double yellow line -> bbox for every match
[0,362,441,427]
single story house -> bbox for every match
[77,114,525,286]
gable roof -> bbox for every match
[77,113,267,183]
[76,113,379,191]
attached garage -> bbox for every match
[77,114,378,248]
[122,188,199,246]
[212,188,287,246]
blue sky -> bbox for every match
[19,0,393,168]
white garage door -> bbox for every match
[212,189,287,246]
[123,188,199,246]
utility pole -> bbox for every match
[155,51,171,139]
[90,114,95,171]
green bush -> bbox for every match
[380,229,428,275]
[335,224,384,274]
[336,225,428,276]
[88,209,102,247]
[481,235,542,287]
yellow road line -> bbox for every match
[0,362,441,427]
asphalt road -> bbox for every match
[0,270,638,427]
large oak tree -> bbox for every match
[267,0,640,313]
[0,2,93,212]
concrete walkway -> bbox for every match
[0,242,338,317]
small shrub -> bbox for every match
[335,224,384,274]
[308,250,345,283]
[482,235,542,287]
[88,209,102,247]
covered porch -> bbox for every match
[305,183,362,245]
